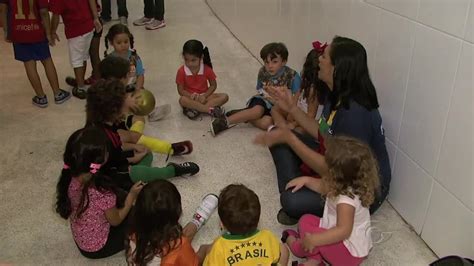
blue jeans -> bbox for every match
[270,131,388,219]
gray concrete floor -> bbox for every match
[0,0,437,264]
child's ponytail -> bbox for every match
[56,166,73,219]
[202,46,213,69]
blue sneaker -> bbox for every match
[32,95,48,108]
[54,89,71,104]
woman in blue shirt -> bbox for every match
[255,36,391,225]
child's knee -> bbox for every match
[178,95,190,106]
[221,93,229,103]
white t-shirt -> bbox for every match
[319,195,372,257]
[297,93,309,113]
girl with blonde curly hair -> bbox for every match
[280,136,379,266]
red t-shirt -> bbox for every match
[175,63,217,94]
[49,0,94,39]
[1,0,48,43]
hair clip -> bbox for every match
[90,163,102,174]
[63,164,70,170]
[312,41,328,54]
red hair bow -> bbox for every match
[312,41,328,53]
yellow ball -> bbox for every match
[134,88,156,116]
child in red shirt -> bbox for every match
[176,39,228,120]
[0,0,71,107]
[49,0,102,99]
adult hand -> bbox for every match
[302,233,317,252]
[265,86,294,113]
[285,176,311,193]
[253,127,292,147]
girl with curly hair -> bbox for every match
[280,136,379,266]
[86,79,199,190]
[126,179,218,265]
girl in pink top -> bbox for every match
[55,126,144,259]
[278,136,379,266]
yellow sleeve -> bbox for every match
[203,239,225,266]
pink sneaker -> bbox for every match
[145,19,166,30]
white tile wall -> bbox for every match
[418,0,471,38]
[421,182,474,257]
[390,150,433,233]
[435,42,473,211]
[208,0,474,257]
[465,0,474,42]
[398,25,461,175]
[373,12,415,144]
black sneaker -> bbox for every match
[277,209,298,225]
[208,106,225,118]
[65,76,77,87]
[168,162,200,177]
[183,107,200,120]
[210,116,229,136]
[226,108,247,117]
[32,95,48,108]
[171,140,193,156]
[54,89,71,104]
[72,87,87,99]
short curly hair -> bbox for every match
[86,79,126,125]
[218,184,260,235]
[323,136,380,207]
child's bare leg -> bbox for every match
[250,115,273,130]
[197,244,212,265]
[182,222,198,240]
[270,106,288,128]
[74,61,87,87]
[24,60,45,97]
[179,95,208,112]
[41,57,60,94]
[89,36,101,80]
[205,93,229,108]
[227,106,264,124]
[118,129,142,144]
[132,115,146,124]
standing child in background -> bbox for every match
[272,41,328,132]
[49,0,102,99]
[0,0,70,107]
[280,136,379,266]
[55,126,145,259]
[104,24,171,122]
[211,42,301,136]
[64,0,103,88]
[177,39,228,120]
[203,184,289,265]
[86,79,199,191]
[127,180,219,265]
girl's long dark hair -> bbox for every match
[55,126,123,219]
[329,36,379,110]
[182,39,213,68]
[301,49,328,103]
[104,24,135,57]
[127,180,183,266]
[86,79,126,125]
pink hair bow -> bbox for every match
[312,41,328,54]
[90,163,102,174]
[63,164,70,169]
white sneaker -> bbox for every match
[148,104,171,122]
[119,16,128,25]
[145,19,166,30]
[133,17,154,26]
[191,194,219,229]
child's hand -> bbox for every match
[285,176,311,193]
[253,127,292,147]
[48,32,60,46]
[197,94,206,104]
[191,93,199,101]
[130,181,146,198]
[302,233,317,252]
[94,18,103,33]
[3,30,10,43]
